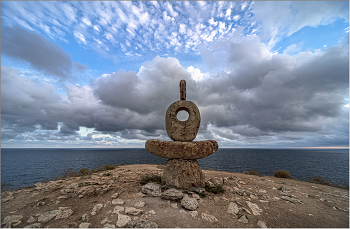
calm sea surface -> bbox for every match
[1,148,349,189]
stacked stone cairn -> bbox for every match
[145,80,218,189]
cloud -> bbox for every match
[2,26,74,80]
[196,30,349,140]
[253,1,349,47]
[75,62,89,72]
[1,3,349,148]
[73,31,87,45]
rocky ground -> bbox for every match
[1,164,349,228]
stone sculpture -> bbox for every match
[145,80,218,189]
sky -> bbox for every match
[1,1,349,148]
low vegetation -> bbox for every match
[273,170,293,179]
[205,180,225,194]
[244,170,261,176]
[139,174,162,185]
[199,191,207,198]
[307,176,349,189]
[46,164,122,182]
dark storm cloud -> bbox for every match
[1,26,87,80]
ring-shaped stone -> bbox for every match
[165,100,201,141]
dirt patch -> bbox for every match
[1,164,349,228]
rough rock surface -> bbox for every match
[79,222,91,228]
[238,215,249,223]
[27,216,36,223]
[55,207,73,220]
[38,210,59,223]
[134,201,145,208]
[113,206,124,214]
[181,196,199,211]
[201,213,218,223]
[1,215,23,227]
[116,214,131,227]
[161,159,205,189]
[247,201,262,216]
[257,220,268,228]
[91,204,103,215]
[125,207,143,216]
[127,219,158,228]
[141,183,161,197]
[145,139,218,160]
[227,202,239,214]
[112,198,124,205]
[161,188,184,200]
[165,100,201,142]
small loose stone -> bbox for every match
[112,199,124,205]
[79,222,91,228]
[91,204,103,215]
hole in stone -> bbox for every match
[177,110,189,121]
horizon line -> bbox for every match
[1,146,349,150]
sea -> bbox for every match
[1,148,349,189]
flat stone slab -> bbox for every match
[145,139,218,159]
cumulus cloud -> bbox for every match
[196,29,349,140]
[2,31,348,148]
[2,26,75,80]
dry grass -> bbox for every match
[244,170,261,176]
[307,176,349,189]
[274,170,293,179]
[139,174,162,185]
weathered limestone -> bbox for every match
[161,188,184,200]
[116,214,131,227]
[2,215,23,227]
[113,206,124,214]
[161,159,205,189]
[55,207,74,220]
[125,207,143,216]
[145,139,218,159]
[257,220,268,228]
[227,202,239,214]
[91,204,103,215]
[165,100,201,142]
[246,201,262,215]
[112,198,124,205]
[181,195,199,210]
[145,80,218,189]
[38,210,59,223]
[141,183,161,196]
[79,222,91,228]
[201,213,218,223]
[238,215,249,223]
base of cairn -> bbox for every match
[161,159,205,189]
